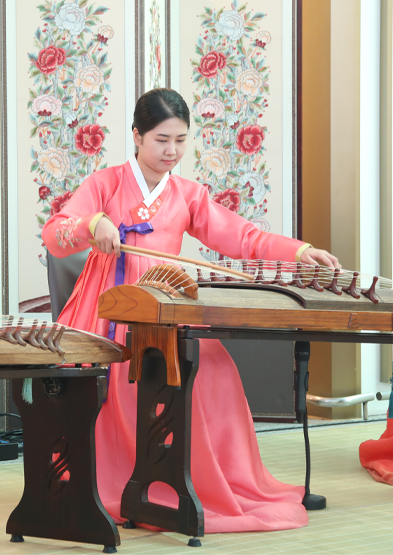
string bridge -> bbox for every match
[0,317,65,356]
[136,265,199,299]
[191,260,384,304]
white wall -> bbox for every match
[359,0,390,415]
[5,0,19,315]
[282,0,293,238]
[125,0,136,160]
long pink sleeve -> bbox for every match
[185,181,306,262]
[41,169,114,259]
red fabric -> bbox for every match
[42,162,308,533]
[359,413,393,484]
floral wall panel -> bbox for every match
[178,0,290,263]
[12,0,129,312]
[144,0,167,91]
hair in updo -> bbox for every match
[132,88,190,135]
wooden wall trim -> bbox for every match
[296,0,303,240]
[302,0,332,418]
[380,0,392,383]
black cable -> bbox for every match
[0,413,22,420]
[0,430,22,443]
[0,413,23,445]
[0,429,23,437]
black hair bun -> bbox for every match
[133,88,190,136]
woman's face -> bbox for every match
[133,117,188,173]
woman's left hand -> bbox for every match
[300,247,341,270]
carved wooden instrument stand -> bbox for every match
[0,321,131,554]
[122,332,203,538]
[98,264,393,546]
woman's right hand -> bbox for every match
[94,216,121,257]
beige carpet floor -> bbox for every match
[0,421,392,555]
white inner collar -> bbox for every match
[129,155,169,208]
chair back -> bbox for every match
[47,249,91,321]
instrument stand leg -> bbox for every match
[10,535,24,543]
[294,342,326,511]
[188,537,202,547]
[122,519,136,529]
[7,376,120,550]
[103,546,117,554]
[121,336,204,538]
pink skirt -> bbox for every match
[360,413,393,485]
[59,251,308,533]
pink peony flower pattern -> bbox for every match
[198,51,227,78]
[74,64,105,94]
[39,186,51,200]
[213,189,241,212]
[55,3,86,36]
[97,25,114,43]
[37,147,70,180]
[50,191,74,216]
[35,45,67,75]
[236,125,265,155]
[75,124,105,157]
[191,1,271,264]
[149,0,162,89]
[32,94,62,117]
[196,98,225,119]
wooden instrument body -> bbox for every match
[97,280,393,540]
[0,326,131,365]
[98,281,393,535]
[98,282,393,332]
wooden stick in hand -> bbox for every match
[88,239,255,282]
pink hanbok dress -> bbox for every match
[359,414,393,485]
[42,156,309,533]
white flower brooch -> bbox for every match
[137,208,150,220]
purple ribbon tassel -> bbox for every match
[105,221,154,400]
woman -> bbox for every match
[42,88,339,533]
